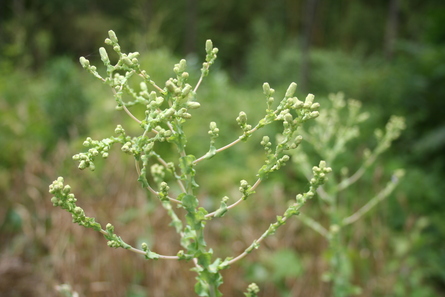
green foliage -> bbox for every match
[49,30,331,296]
[292,93,405,296]
[44,57,90,144]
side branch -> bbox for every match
[98,229,179,260]
[227,215,290,265]
[205,178,262,218]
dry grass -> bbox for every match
[0,141,410,297]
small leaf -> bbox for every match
[182,194,198,212]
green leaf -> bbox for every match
[182,194,198,212]
[202,145,216,160]
[144,250,160,260]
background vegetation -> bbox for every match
[1,0,444,296]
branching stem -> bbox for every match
[98,229,179,259]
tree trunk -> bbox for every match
[300,0,318,93]
[384,0,400,59]
[185,0,198,55]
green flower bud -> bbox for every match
[310,111,319,118]
[74,207,83,215]
[67,193,76,202]
[104,38,112,45]
[209,122,218,130]
[106,223,114,233]
[128,52,140,59]
[181,112,192,119]
[239,180,249,192]
[51,197,58,205]
[178,59,187,72]
[305,94,314,105]
[187,101,200,109]
[79,57,90,68]
[166,80,177,93]
[261,136,270,146]
[140,82,148,91]
[78,161,87,170]
[164,108,175,117]
[237,111,247,124]
[181,84,192,96]
[62,185,71,194]
[293,99,304,108]
[122,57,132,66]
[205,39,213,53]
[99,47,109,64]
[310,102,320,110]
[108,30,118,43]
[115,125,124,134]
[246,283,260,294]
[281,155,290,162]
[208,122,220,137]
[285,82,297,98]
[263,82,271,95]
[284,113,293,123]
[89,149,99,156]
[296,194,304,203]
[160,182,169,192]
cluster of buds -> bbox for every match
[49,177,102,231]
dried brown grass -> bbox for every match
[0,141,405,297]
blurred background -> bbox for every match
[1,0,444,296]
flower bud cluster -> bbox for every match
[239,180,254,200]
[380,115,405,148]
[309,160,332,188]
[208,122,220,139]
[201,39,219,77]
[105,225,131,249]
[158,182,170,201]
[262,83,275,111]
[236,111,252,133]
[49,177,102,231]
[295,163,328,204]
[260,136,272,154]
[254,83,323,180]
[245,283,260,297]
[73,135,124,170]
[151,164,165,185]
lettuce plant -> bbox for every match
[49,30,331,297]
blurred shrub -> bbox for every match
[43,57,90,146]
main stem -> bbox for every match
[173,119,223,296]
